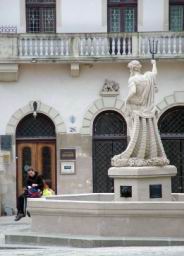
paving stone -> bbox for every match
[1,246,184,256]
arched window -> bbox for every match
[16,113,56,138]
[108,0,137,32]
[26,0,56,33]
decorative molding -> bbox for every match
[163,0,169,31]
[80,97,125,136]
[157,91,184,118]
[138,0,144,31]
[6,101,66,135]
[56,0,62,32]
[101,0,107,28]
[19,0,26,33]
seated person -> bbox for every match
[15,167,44,221]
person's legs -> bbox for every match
[15,194,26,221]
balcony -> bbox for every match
[0,32,184,63]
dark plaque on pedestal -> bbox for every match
[150,184,162,198]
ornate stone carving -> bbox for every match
[112,60,169,167]
[100,79,119,96]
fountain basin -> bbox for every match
[28,193,184,238]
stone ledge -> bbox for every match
[5,233,184,248]
[108,165,177,178]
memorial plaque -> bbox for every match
[0,135,12,150]
[60,149,76,160]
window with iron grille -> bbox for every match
[108,0,137,32]
[170,0,184,31]
[26,0,56,33]
[16,113,56,138]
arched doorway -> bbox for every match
[93,111,127,193]
[158,106,184,193]
[16,113,56,195]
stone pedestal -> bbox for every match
[108,165,177,201]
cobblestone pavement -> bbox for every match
[1,246,184,256]
[1,216,184,256]
[0,216,31,234]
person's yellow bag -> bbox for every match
[42,188,55,197]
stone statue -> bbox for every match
[111,60,169,167]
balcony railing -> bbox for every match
[1,32,184,61]
[18,33,133,58]
[139,32,184,57]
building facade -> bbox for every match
[0,0,184,212]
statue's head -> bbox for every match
[128,60,142,76]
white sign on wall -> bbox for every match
[60,161,75,174]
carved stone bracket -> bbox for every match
[70,63,80,77]
[0,64,19,82]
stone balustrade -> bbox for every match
[0,32,184,62]
[18,33,133,58]
[19,34,71,57]
[139,32,184,57]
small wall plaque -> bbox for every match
[0,135,12,151]
[150,184,162,198]
[3,154,10,163]
[60,161,75,174]
[60,149,76,160]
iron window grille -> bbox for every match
[108,0,137,33]
[26,0,56,33]
[93,111,127,193]
[158,106,184,193]
[169,0,184,31]
[16,113,56,139]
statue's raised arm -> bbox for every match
[151,59,157,76]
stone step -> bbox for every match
[4,233,184,248]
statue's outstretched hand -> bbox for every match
[151,59,156,65]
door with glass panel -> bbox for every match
[17,141,56,196]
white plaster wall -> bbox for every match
[0,63,128,134]
[0,61,184,135]
[56,0,107,33]
[0,0,20,29]
[138,0,166,32]
[0,0,170,33]
[0,0,107,34]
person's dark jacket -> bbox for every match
[25,171,44,191]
